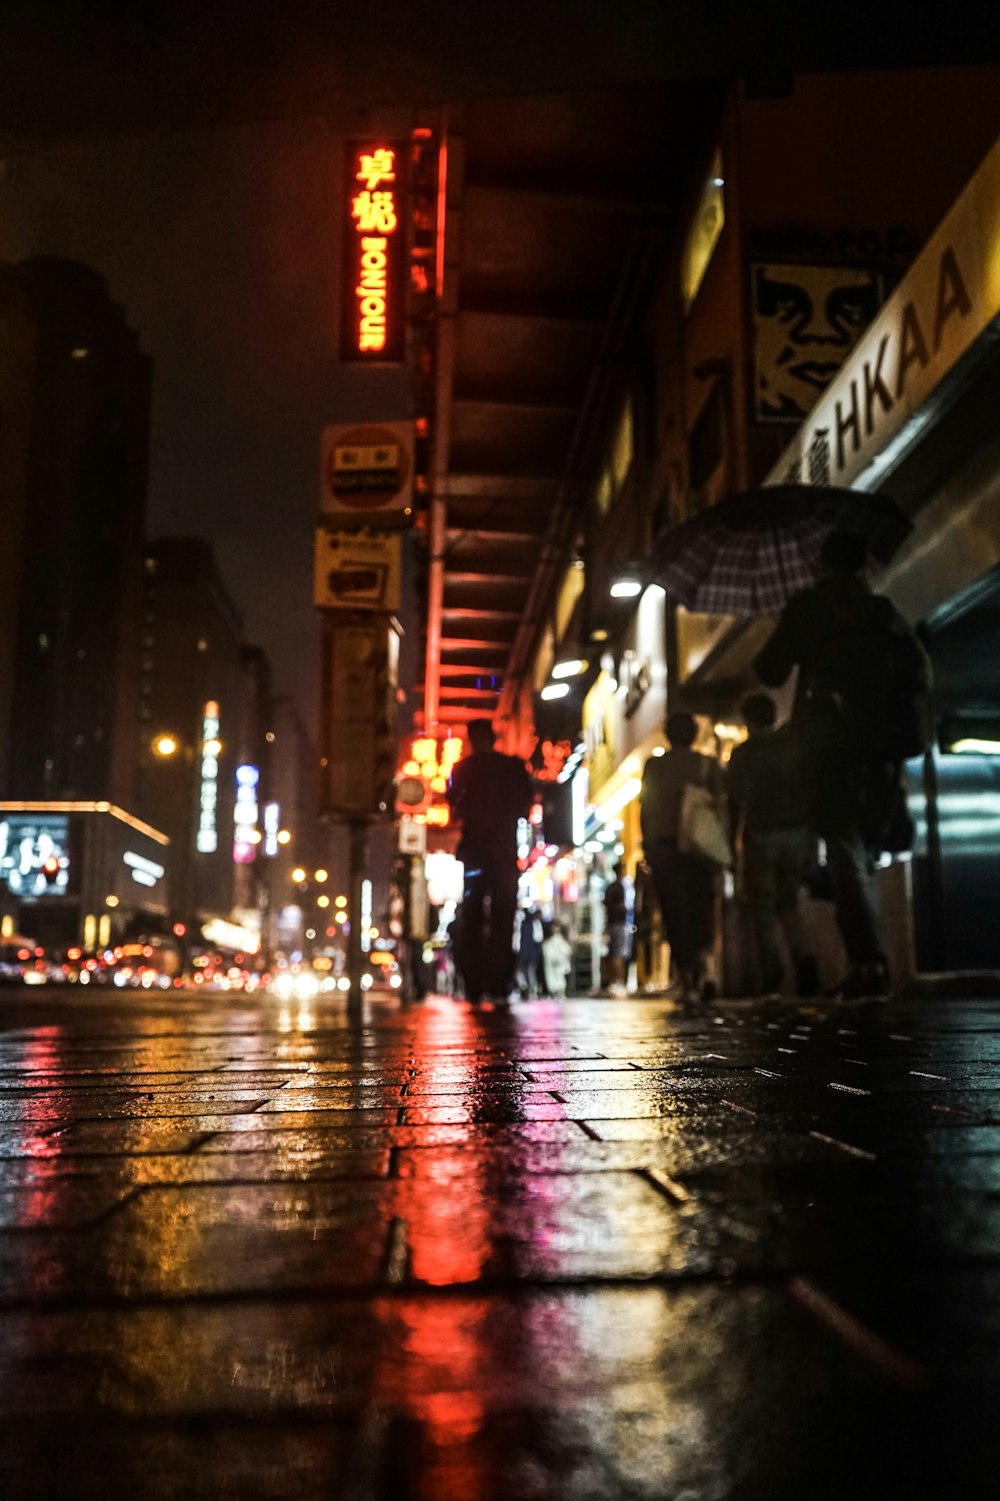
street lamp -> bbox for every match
[151,733,180,758]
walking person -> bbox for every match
[639,712,725,1002]
[727,693,819,998]
[602,860,632,995]
[515,904,543,997]
[541,921,574,998]
[446,720,534,1002]
[753,529,931,999]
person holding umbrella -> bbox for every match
[752,528,930,999]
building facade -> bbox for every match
[0,257,150,809]
[531,68,1000,987]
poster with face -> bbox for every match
[751,263,882,422]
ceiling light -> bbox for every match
[610,579,642,599]
[551,658,587,679]
[948,738,1000,755]
[540,682,570,701]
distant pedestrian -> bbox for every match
[602,860,632,995]
[632,859,661,991]
[515,904,544,997]
[447,720,534,1001]
[727,693,818,997]
[541,921,574,998]
[639,712,724,1001]
[754,529,931,999]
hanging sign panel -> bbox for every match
[341,141,406,363]
[320,421,413,522]
[314,526,402,612]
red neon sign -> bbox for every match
[343,142,405,362]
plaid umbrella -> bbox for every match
[652,485,912,615]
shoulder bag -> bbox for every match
[677,758,732,867]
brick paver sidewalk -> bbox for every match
[0,987,997,1499]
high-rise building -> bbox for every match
[0,259,166,954]
[0,257,150,806]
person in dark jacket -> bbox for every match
[753,529,929,999]
[639,712,724,1001]
[447,720,534,1001]
[602,860,632,995]
[727,692,819,997]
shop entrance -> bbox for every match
[911,568,1000,971]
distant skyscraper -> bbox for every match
[0,257,151,806]
[137,537,243,927]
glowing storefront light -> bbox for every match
[233,764,259,865]
[360,879,373,953]
[196,702,221,853]
[263,801,280,857]
[594,776,643,824]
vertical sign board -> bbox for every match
[320,616,399,820]
[341,141,406,363]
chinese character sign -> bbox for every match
[342,141,406,363]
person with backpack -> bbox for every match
[753,529,931,999]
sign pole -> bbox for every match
[347,817,367,1020]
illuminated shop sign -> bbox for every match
[342,142,406,362]
[769,133,1000,491]
[263,801,280,858]
[396,734,463,825]
[233,764,259,866]
[196,702,221,854]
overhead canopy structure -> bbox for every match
[417,84,720,733]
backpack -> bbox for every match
[802,595,932,762]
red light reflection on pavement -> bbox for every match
[397,1000,492,1287]
[4,1027,67,1231]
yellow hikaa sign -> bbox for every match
[770,133,1000,492]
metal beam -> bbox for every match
[440,606,521,622]
[439,637,510,653]
[445,527,538,545]
[440,475,556,500]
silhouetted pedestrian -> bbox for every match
[727,692,818,997]
[603,860,631,995]
[754,529,930,998]
[447,720,533,1001]
[639,712,724,1001]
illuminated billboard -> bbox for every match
[342,142,406,363]
[0,815,70,898]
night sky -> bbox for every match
[3,1,998,739]
[0,119,408,734]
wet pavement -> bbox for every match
[0,985,998,1500]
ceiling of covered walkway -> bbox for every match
[418,83,720,730]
